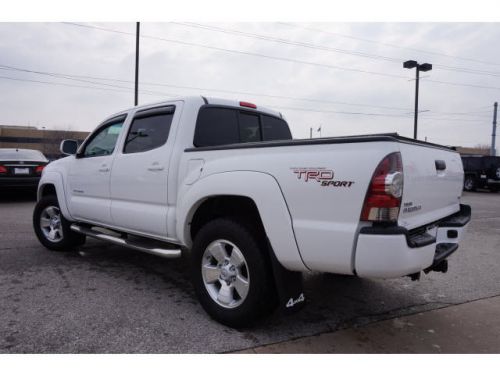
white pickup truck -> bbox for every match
[33,96,471,327]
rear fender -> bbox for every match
[176,171,308,272]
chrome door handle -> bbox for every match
[147,166,164,171]
[99,167,110,172]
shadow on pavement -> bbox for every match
[0,188,37,203]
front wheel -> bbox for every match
[191,218,277,328]
[33,195,85,251]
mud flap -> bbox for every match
[269,248,306,314]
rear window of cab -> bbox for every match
[193,106,292,147]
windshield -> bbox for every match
[0,149,48,161]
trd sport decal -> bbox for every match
[291,168,355,187]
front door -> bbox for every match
[67,117,125,225]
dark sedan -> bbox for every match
[0,148,48,190]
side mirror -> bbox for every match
[60,139,78,155]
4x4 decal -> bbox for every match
[291,167,354,187]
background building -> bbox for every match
[0,125,89,160]
[0,124,492,160]
[454,146,491,156]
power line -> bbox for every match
[172,22,402,63]
[1,73,491,125]
[173,22,500,78]
[1,62,493,118]
[0,72,415,120]
[272,105,487,123]
[62,22,408,80]
[0,75,134,93]
[0,73,415,120]
[279,22,500,68]
[417,115,489,122]
[272,105,413,118]
[62,22,500,92]
[0,62,492,118]
[0,75,175,98]
[0,64,414,112]
[0,65,177,97]
[418,110,490,118]
[423,78,500,91]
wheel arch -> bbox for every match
[37,171,74,222]
[176,171,308,272]
[190,195,265,242]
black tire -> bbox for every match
[463,176,476,192]
[33,195,86,251]
[191,218,277,328]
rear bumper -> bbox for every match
[354,204,471,278]
[0,176,40,188]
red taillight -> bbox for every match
[35,165,45,174]
[0,165,7,174]
[239,101,257,109]
[361,152,404,222]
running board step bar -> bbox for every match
[70,224,182,259]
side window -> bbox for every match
[82,121,124,158]
[194,108,239,147]
[124,108,174,154]
[193,107,292,147]
[239,112,261,143]
[261,115,292,141]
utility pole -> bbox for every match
[491,102,498,156]
[41,126,46,155]
[134,22,140,106]
[309,127,312,139]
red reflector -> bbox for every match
[35,165,45,173]
[0,165,7,173]
[239,101,257,109]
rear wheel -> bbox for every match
[191,218,277,328]
[463,176,476,192]
[33,195,85,251]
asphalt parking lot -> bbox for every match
[0,190,499,353]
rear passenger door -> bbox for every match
[109,104,178,237]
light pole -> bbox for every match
[404,60,432,140]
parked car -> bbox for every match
[32,96,471,327]
[461,155,500,192]
[0,148,48,190]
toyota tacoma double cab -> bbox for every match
[33,96,471,327]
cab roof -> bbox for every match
[104,96,282,123]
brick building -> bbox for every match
[0,125,89,160]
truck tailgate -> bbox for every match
[398,142,464,230]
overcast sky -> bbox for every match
[0,22,499,147]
